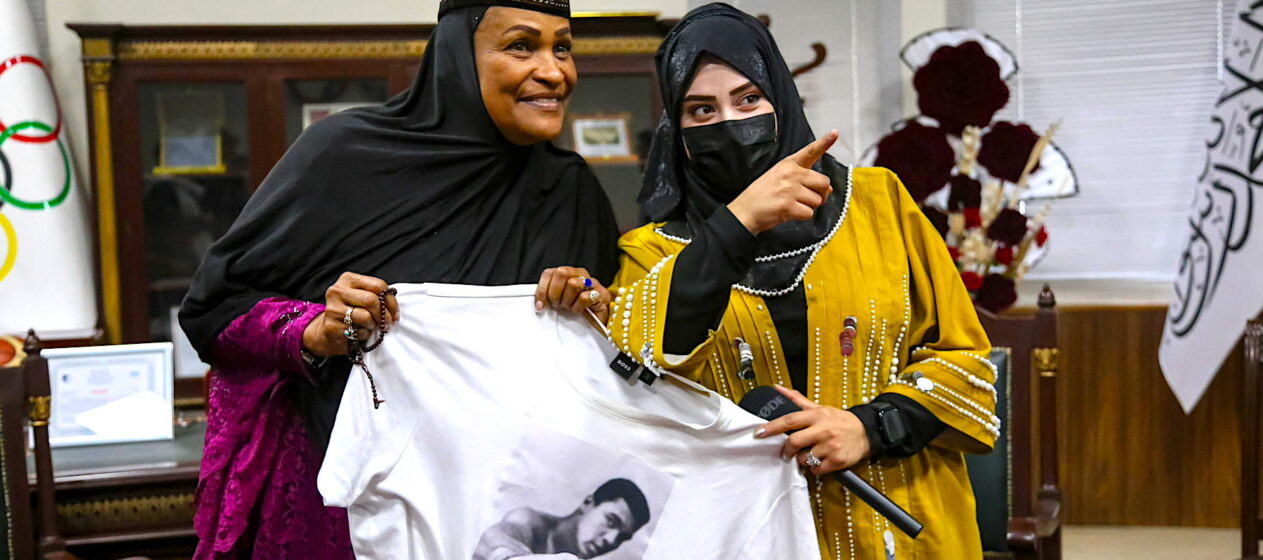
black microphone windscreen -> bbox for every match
[738,386,800,422]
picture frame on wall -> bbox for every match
[302,102,370,129]
[571,113,637,163]
[42,343,175,447]
[154,89,226,175]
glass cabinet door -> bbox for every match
[136,82,252,353]
[559,74,657,232]
[283,78,390,147]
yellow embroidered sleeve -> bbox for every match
[879,169,1000,454]
[607,225,717,381]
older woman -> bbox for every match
[608,4,997,559]
[179,1,616,557]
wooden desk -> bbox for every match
[29,423,204,559]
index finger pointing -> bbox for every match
[789,129,839,168]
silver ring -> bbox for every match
[588,290,601,305]
[805,449,823,469]
[343,307,356,326]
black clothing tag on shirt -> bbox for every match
[638,368,658,386]
[610,352,641,380]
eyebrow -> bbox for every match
[730,81,757,96]
[682,82,759,104]
[505,25,541,37]
[556,27,571,37]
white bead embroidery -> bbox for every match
[891,378,1001,437]
[650,167,855,299]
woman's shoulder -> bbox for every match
[842,165,908,215]
[618,221,672,247]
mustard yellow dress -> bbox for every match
[607,166,998,560]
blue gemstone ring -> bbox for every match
[578,276,593,289]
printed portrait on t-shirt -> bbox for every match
[472,429,674,560]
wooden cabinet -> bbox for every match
[69,18,667,404]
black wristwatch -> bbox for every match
[870,400,909,450]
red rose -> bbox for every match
[978,121,1040,182]
[964,208,982,229]
[976,273,1018,312]
[873,121,955,202]
[921,205,949,238]
[961,271,984,291]
[987,208,1028,245]
[913,41,1010,135]
[995,246,1014,265]
[947,174,982,210]
[1035,226,1049,247]
[948,246,961,260]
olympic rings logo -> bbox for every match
[0,54,72,283]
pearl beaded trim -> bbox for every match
[650,166,854,298]
[652,229,691,245]
[924,356,998,396]
[892,378,1001,438]
[962,351,999,374]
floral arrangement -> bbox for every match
[862,29,1077,312]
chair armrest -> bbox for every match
[1033,489,1062,538]
[1007,493,1063,552]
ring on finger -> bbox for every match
[588,290,601,305]
[343,307,360,341]
[576,276,593,289]
[805,449,823,469]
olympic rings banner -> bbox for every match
[0,0,98,337]
[1160,0,1263,413]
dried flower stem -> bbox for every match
[1009,121,1060,208]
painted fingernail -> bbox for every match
[755,427,766,438]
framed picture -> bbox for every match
[42,343,174,447]
[302,102,369,130]
[571,113,637,162]
[154,89,226,175]
[169,306,210,380]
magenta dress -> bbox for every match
[194,297,354,559]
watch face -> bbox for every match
[879,408,909,445]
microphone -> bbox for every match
[739,386,924,538]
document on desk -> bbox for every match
[43,343,174,447]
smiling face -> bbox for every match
[474,6,577,145]
[573,497,638,558]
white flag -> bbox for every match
[1161,1,1263,413]
[0,0,98,337]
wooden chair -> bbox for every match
[1243,319,1262,560]
[968,285,1062,560]
[0,352,35,559]
[0,331,81,560]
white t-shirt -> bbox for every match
[317,284,820,560]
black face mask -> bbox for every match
[681,113,778,199]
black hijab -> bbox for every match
[640,2,849,292]
[180,4,618,451]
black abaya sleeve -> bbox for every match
[662,208,758,354]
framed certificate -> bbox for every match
[571,113,637,163]
[153,89,226,175]
[302,102,368,129]
[42,343,174,447]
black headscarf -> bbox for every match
[180,4,618,451]
[640,2,849,292]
